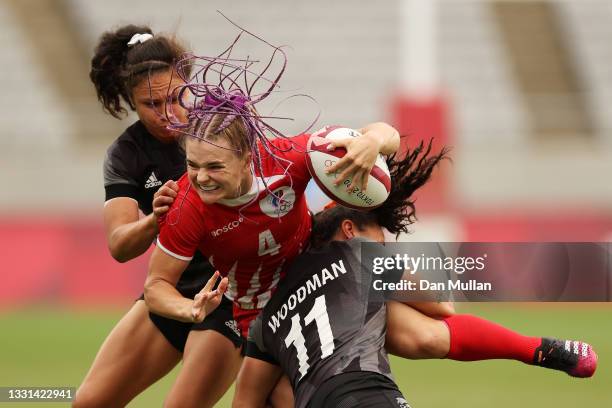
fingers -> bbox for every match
[153,182,179,217]
[192,271,219,311]
[325,156,350,179]
[334,163,356,187]
[216,277,229,296]
[346,168,368,192]
[165,180,179,192]
[192,275,228,322]
[193,291,209,310]
[152,196,174,217]
[326,137,351,152]
[156,183,178,200]
[203,271,220,293]
[360,168,370,191]
[192,291,212,322]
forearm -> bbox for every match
[360,122,400,155]
[144,277,193,322]
[108,213,158,262]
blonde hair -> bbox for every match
[182,113,252,158]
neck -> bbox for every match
[238,171,254,197]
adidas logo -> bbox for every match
[225,319,242,338]
[144,172,162,189]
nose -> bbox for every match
[157,108,169,124]
[196,168,210,185]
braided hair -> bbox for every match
[311,139,451,248]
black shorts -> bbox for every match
[308,371,410,408]
[138,294,243,352]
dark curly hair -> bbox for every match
[90,24,189,118]
[311,139,451,248]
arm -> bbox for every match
[103,198,158,263]
[326,121,400,190]
[358,121,401,155]
[103,149,179,261]
[233,357,283,408]
[144,247,227,322]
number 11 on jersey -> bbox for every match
[284,295,335,380]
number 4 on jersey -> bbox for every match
[284,295,335,379]
[258,229,281,256]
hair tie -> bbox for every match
[127,33,153,47]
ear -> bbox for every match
[340,219,358,239]
[242,150,253,166]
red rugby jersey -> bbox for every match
[157,134,312,310]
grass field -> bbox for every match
[0,303,609,407]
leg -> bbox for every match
[385,301,450,359]
[73,300,181,408]
[164,330,242,408]
[233,357,284,408]
[385,301,597,377]
[267,374,294,408]
[405,301,454,318]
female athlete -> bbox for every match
[74,25,242,408]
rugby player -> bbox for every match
[74,25,242,408]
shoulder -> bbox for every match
[174,175,203,209]
[105,121,146,160]
[257,134,312,180]
[266,133,310,151]
[164,174,208,223]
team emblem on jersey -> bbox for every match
[259,186,296,218]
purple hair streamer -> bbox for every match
[162,12,320,223]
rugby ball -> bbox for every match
[306,126,391,210]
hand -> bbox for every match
[191,271,228,323]
[324,131,383,191]
[153,180,179,221]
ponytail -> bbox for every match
[90,25,188,118]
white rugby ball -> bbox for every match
[306,126,391,210]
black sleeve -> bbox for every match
[103,141,140,202]
[246,316,279,365]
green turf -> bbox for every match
[0,303,609,407]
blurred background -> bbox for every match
[0,0,610,406]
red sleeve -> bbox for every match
[156,184,205,261]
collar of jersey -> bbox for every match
[217,174,285,207]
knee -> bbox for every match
[164,391,198,408]
[72,387,108,408]
[267,377,293,408]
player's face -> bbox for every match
[355,223,385,243]
[185,136,252,204]
[132,70,187,144]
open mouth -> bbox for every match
[199,184,220,192]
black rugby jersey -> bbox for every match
[248,238,403,408]
[103,120,213,294]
